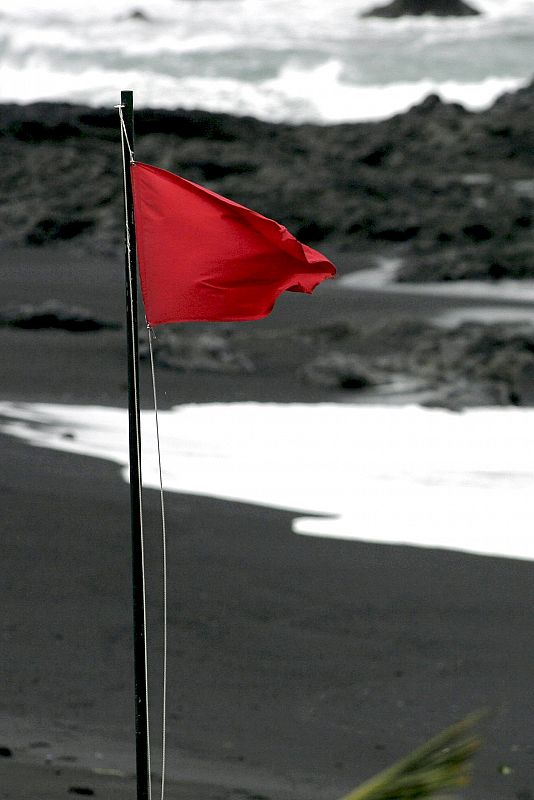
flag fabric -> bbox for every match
[130,162,336,325]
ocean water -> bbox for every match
[1,401,534,561]
[1,0,533,123]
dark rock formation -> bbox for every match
[114,9,151,22]
[139,328,254,373]
[0,302,120,331]
[397,241,534,283]
[26,217,94,246]
[137,317,534,408]
[297,318,534,408]
[361,0,480,17]
[422,380,510,411]
[1,79,534,280]
[300,353,382,389]
[127,9,150,22]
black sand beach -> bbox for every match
[2,93,534,799]
[2,242,534,800]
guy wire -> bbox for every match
[147,323,168,800]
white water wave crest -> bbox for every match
[0,55,525,123]
[1,401,534,562]
[1,0,533,122]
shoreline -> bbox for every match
[2,425,534,800]
[2,242,534,797]
[2,400,534,562]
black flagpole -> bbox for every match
[120,89,151,800]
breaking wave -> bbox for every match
[0,0,532,122]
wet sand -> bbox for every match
[2,244,534,799]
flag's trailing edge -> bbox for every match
[130,162,336,325]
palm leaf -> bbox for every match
[337,712,484,800]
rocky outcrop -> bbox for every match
[133,318,534,408]
[126,9,151,22]
[1,80,534,280]
[26,217,94,246]
[139,328,254,373]
[0,302,119,331]
[298,319,534,408]
[300,353,382,389]
[361,0,480,17]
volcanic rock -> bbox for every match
[300,353,383,389]
[26,217,94,246]
[361,0,480,17]
[139,328,255,373]
[296,318,534,408]
[0,302,119,331]
[422,380,510,411]
[127,9,150,22]
[2,80,534,279]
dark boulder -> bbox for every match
[0,302,119,332]
[127,9,150,22]
[115,9,151,22]
[295,318,534,408]
[300,353,382,389]
[139,329,254,374]
[397,242,534,283]
[2,81,534,269]
[422,380,510,411]
[361,0,480,17]
[26,217,94,246]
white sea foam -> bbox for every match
[1,401,534,562]
[1,0,532,122]
[0,55,525,123]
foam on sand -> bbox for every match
[1,401,534,561]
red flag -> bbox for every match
[130,162,336,325]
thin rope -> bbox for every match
[118,102,152,800]
[147,323,168,800]
[116,103,135,163]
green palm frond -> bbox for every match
[337,712,484,800]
